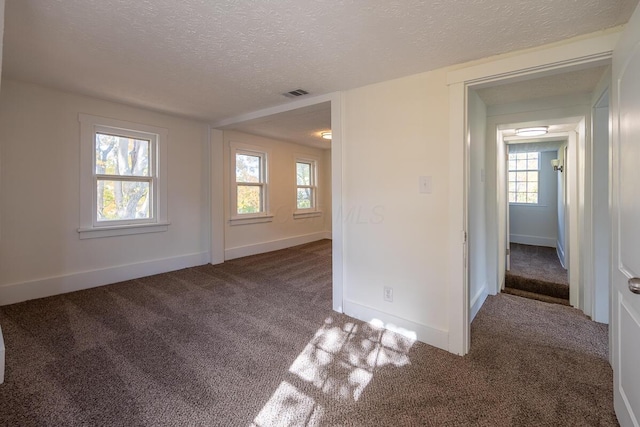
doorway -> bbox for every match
[210,92,344,313]
[448,33,618,355]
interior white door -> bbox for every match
[611,5,640,425]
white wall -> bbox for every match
[0,80,211,304]
[592,92,610,323]
[342,69,451,349]
[508,148,559,247]
[468,90,488,321]
[0,0,6,386]
[223,130,330,259]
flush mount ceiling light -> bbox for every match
[515,126,548,137]
[321,131,332,140]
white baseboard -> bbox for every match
[0,252,210,306]
[510,234,556,248]
[225,231,331,260]
[470,283,488,322]
[0,325,4,385]
[342,299,448,351]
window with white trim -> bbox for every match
[230,142,271,224]
[508,151,539,204]
[296,159,317,210]
[78,114,169,239]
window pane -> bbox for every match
[508,160,516,171]
[296,162,311,186]
[517,182,527,193]
[508,153,516,161]
[97,180,150,221]
[297,188,312,209]
[527,193,539,204]
[516,193,526,203]
[516,153,527,161]
[95,133,150,177]
[237,185,262,214]
[509,193,516,203]
[508,182,516,192]
[508,172,516,182]
[236,154,261,183]
[527,152,539,161]
[516,172,527,182]
[528,182,538,193]
[516,159,527,170]
[527,159,538,170]
[527,171,538,182]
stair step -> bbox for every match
[502,288,570,306]
[505,272,569,300]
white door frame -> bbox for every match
[446,31,620,355]
[209,92,345,313]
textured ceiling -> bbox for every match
[476,66,609,106]
[221,102,332,149]
[3,0,638,125]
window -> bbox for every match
[296,159,316,210]
[78,114,168,239]
[508,151,539,204]
[230,142,271,224]
[294,157,322,219]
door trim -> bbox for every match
[447,31,620,356]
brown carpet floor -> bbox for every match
[509,243,568,285]
[0,240,616,426]
[505,243,570,305]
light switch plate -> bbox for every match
[419,176,432,194]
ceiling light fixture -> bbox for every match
[515,126,548,137]
[321,131,332,140]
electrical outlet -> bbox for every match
[384,287,393,302]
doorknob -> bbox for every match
[630,278,640,294]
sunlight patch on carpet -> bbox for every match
[252,316,415,425]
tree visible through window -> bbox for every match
[508,152,539,204]
[235,151,266,214]
[296,160,316,210]
[95,133,151,221]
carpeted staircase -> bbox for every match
[503,243,570,305]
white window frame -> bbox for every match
[230,141,272,225]
[294,156,322,219]
[78,114,169,239]
[508,151,540,205]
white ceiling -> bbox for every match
[220,102,332,149]
[4,0,638,124]
[476,66,609,106]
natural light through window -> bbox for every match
[95,132,152,222]
[508,151,539,204]
[251,317,415,426]
[78,114,168,239]
[296,159,316,210]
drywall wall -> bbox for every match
[223,130,330,259]
[468,90,488,321]
[0,80,211,304]
[0,0,5,386]
[592,103,609,322]
[343,69,450,348]
[508,149,559,247]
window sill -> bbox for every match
[509,203,547,207]
[78,222,170,239]
[293,210,323,219]
[229,214,274,226]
